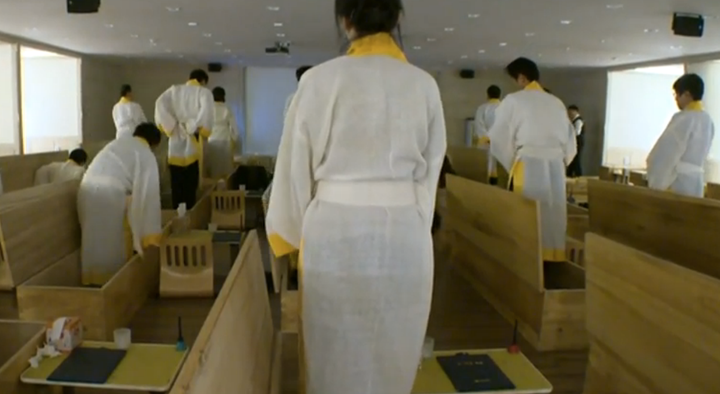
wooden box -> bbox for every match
[211,191,245,230]
[160,231,214,298]
[446,175,587,351]
[445,147,489,184]
[0,320,46,394]
[16,250,159,341]
[629,170,647,187]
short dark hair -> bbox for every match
[335,0,403,37]
[673,73,704,101]
[189,69,209,84]
[543,88,552,94]
[133,123,162,147]
[296,66,312,82]
[212,87,226,102]
[120,84,132,97]
[69,148,88,165]
[505,57,540,82]
[487,85,501,99]
[568,105,579,111]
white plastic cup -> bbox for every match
[208,223,218,232]
[422,336,435,359]
[114,328,132,350]
[238,184,246,192]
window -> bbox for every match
[0,41,19,156]
[20,47,82,154]
[604,64,685,168]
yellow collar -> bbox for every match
[186,79,201,87]
[134,137,149,147]
[347,33,407,63]
[119,97,131,104]
[524,81,544,91]
[488,99,501,104]
[686,101,704,111]
[66,159,79,166]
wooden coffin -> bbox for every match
[446,175,587,351]
[211,191,246,230]
[0,151,68,193]
[0,181,80,290]
[446,146,489,184]
[16,250,159,341]
[169,230,282,394]
[598,166,613,182]
[583,234,720,394]
[0,320,46,394]
[706,182,720,200]
[566,176,597,204]
[160,231,215,298]
[629,170,647,187]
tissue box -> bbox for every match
[46,317,83,352]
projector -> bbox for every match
[265,42,290,55]
[67,0,100,14]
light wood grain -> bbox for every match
[706,182,720,200]
[446,147,489,184]
[0,151,68,193]
[211,191,245,230]
[0,320,47,394]
[160,231,215,298]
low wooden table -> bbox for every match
[21,341,188,393]
[412,349,552,394]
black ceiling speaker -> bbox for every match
[67,0,100,14]
[672,12,704,37]
[208,63,223,73]
[459,69,475,79]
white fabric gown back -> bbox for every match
[207,102,239,178]
[112,101,147,139]
[267,55,447,394]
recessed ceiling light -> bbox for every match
[215,42,223,46]
[444,27,455,32]
[413,46,421,50]
[606,4,624,9]
[104,23,114,28]
[224,49,232,53]
[130,34,139,38]
[426,37,436,42]
[525,32,535,37]
[670,45,683,50]
[267,6,280,11]
[274,22,283,27]
[166,6,181,12]
[478,49,486,54]
[203,33,212,38]
[447,60,454,64]
[499,42,507,47]
[460,55,468,60]
[628,52,633,55]
[560,20,572,25]
[600,39,606,43]
[643,28,660,33]
[468,14,480,18]
[165,49,172,53]
[566,47,571,51]
[188,22,198,27]
[276,33,285,37]
[178,54,184,58]
[538,53,543,57]
[150,42,158,46]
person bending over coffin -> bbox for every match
[78,123,163,286]
[265,0,447,392]
[34,148,88,186]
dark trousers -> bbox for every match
[566,135,584,178]
[170,161,200,210]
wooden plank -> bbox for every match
[588,179,720,279]
[0,320,47,394]
[567,203,588,216]
[170,230,275,394]
[584,234,720,394]
[0,151,68,193]
[446,147,489,183]
[706,182,720,201]
[567,215,588,240]
[447,175,543,291]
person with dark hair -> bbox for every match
[155,69,215,209]
[647,73,714,197]
[112,84,147,139]
[77,122,163,286]
[474,85,502,184]
[266,0,446,392]
[284,65,314,118]
[34,148,88,185]
[489,57,576,263]
[566,104,584,177]
[207,86,239,179]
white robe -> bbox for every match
[266,54,446,394]
[489,82,576,261]
[112,99,147,139]
[284,92,295,120]
[474,100,501,177]
[647,105,714,198]
[78,137,162,286]
[34,161,85,185]
[207,102,239,178]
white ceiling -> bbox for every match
[1,0,720,68]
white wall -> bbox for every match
[0,43,18,155]
[244,67,296,155]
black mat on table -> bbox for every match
[436,353,516,392]
[48,347,127,384]
[213,231,243,243]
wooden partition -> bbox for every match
[0,151,68,193]
[598,166,613,182]
[446,175,587,351]
[169,230,281,394]
[0,320,46,394]
[706,182,720,200]
[629,170,647,187]
[446,146,489,183]
[584,234,720,393]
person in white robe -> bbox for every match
[78,123,163,286]
[112,84,147,139]
[34,148,87,185]
[155,69,214,209]
[284,65,313,119]
[207,87,239,179]
[647,73,715,198]
[265,1,446,392]
[474,85,502,184]
[489,57,576,262]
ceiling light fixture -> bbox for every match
[670,45,683,50]
[165,49,172,53]
[460,55,468,59]
[566,47,571,51]
[276,33,285,37]
[130,34,139,38]
[215,42,223,46]
[224,49,232,53]
[447,60,454,64]
[166,6,181,12]
[538,53,543,57]
[525,32,535,37]
[203,33,212,38]
[267,6,280,11]
[468,14,480,18]
[274,22,283,27]
[478,49,485,54]
[606,4,624,9]
[178,55,184,58]
[499,42,507,47]
[427,37,436,42]
[413,46,421,50]
[444,27,455,32]
[600,39,607,43]
[104,23,114,28]
[560,20,572,25]
[188,22,198,27]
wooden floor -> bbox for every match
[0,240,588,394]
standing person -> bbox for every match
[78,123,163,286]
[647,73,714,197]
[284,65,313,118]
[34,148,88,185]
[155,69,214,209]
[112,84,147,139]
[266,0,446,392]
[207,87,239,179]
[474,85,502,184]
[566,105,584,177]
[489,57,576,262]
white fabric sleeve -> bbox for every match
[489,99,516,171]
[228,107,239,142]
[112,104,121,131]
[129,151,163,255]
[564,120,578,165]
[474,106,486,138]
[421,82,447,226]
[196,89,215,133]
[647,113,689,190]
[154,87,177,135]
[135,103,147,124]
